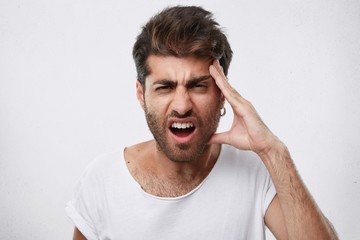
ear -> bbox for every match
[136,80,145,110]
[220,93,225,109]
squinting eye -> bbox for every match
[155,86,172,92]
[190,84,208,93]
[193,84,207,89]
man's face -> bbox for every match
[136,55,223,162]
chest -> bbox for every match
[94,152,270,240]
[132,169,206,198]
[99,175,266,240]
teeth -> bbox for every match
[171,122,194,129]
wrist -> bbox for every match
[257,139,288,164]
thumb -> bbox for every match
[208,132,229,145]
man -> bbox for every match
[67,6,338,239]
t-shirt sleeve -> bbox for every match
[262,173,277,216]
[66,160,101,240]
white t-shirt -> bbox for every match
[66,144,276,240]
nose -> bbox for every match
[171,87,193,116]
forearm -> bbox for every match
[209,58,338,238]
[259,141,338,239]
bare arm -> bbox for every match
[262,142,338,239]
[209,60,338,239]
[73,227,87,240]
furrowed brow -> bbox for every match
[153,79,177,87]
[186,75,212,88]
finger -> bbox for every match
[209,131,251,151]
[210,60,254,119]
[209,60,230,91]
[209,60,244,107]
[208,132,230,145]
[212,59,227,80]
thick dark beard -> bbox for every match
[144,104,221,163]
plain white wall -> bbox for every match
[1,0,359,239]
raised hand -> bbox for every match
[208,60,280,155]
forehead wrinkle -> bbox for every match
[146,55,212,87]
[153,75,212,87]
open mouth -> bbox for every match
[170,122,196,137]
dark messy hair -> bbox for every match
[132,6,233,86]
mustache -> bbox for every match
[169,110,194,118]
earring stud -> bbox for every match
[220,107,226,117]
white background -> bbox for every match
[1,0,359,239]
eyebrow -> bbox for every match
[186,75,212,88]
[153,75,212,87]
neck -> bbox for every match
[124,140,222,197]
[151,141,221,181]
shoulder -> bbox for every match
[75,149,125,190]
[218,144,270,179]
[216,145,276,202]
[86,149,124,174]
[125,140,153,162]
[66,149,125,238]
[70,148,127,208]
[220,144,264,167]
